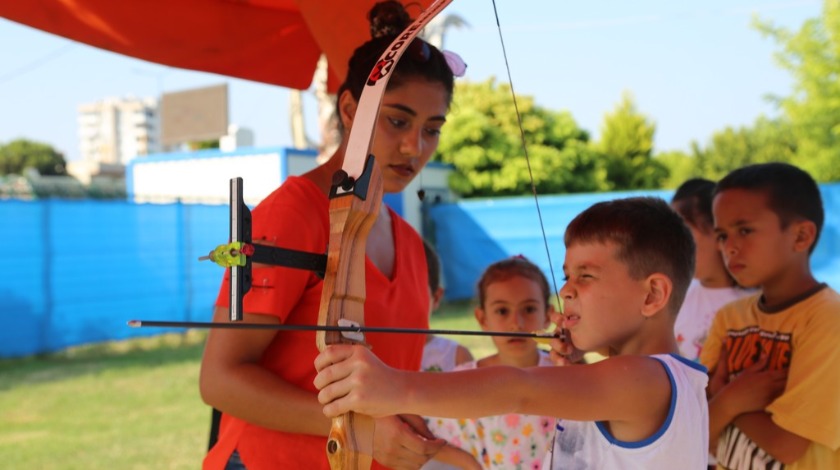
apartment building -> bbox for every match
[77,97,160,165]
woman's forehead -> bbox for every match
[384,78,448,107]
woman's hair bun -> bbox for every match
[369,1,413,39]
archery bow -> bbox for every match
[131,2,567,468]
[314,1,454,468]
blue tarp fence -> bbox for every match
[2,183,839,357]
[1,200,228,358]
[428,184,840,301]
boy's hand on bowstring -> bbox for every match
[720,353,787,416]
[314,344,403,418]
[548,311,585,366]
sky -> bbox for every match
[0,0,823,162]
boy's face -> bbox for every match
[712,188,800,289]
[559,241,649,354]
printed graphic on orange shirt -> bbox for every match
[723,326,792,375]
[718,425,783,470]
[717,327,793,470]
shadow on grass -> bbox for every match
[0,331,207,392]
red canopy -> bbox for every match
[0,0,434,92]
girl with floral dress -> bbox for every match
[424,256,556,470]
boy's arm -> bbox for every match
[708,390,740,452]
[733,412,810,464]
[314,345,670,427]
[706,354,786,452]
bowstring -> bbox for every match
[489,1,561,310]
[490,2,561,467]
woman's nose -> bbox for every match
[400,129,422,156]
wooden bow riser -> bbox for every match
[326,412,376,470]
[316,162,383,469]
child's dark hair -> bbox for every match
[565,197,695,314]
[672,178,716,233]
[336,1,455,135]
[423,239,441,292]
[673,177,742,287]
[477,256,551,308]
[715,162,824,253]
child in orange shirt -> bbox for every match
[701,162,840,469]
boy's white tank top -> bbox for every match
[543,354,709,470]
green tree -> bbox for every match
[436,78,606,197]
[595,91,667,190]
[0,139,67,176]
[656,150,695,189]
[754,1,840,181]
[189,139,220,151]
[691,116,797,181]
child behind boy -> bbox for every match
[700,162,840,469]
[671,178,753,361]
[420,240,479,469]
[425,256,555,469]
[315,197,710,469]
[421,240,474,374]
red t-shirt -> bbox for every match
[204,177,429,470]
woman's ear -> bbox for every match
[337,90,358,132]
[641,273,672,318]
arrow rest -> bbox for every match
[332,169,355,192]
[330,155,377,200]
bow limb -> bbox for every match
[315,1,454,468]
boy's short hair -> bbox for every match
[565,197,695,314]
[672,178,716,233]
[715,162,824,253]
[423,239,442,292]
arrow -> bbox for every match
[128,319,560,344]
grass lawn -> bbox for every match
[0,332,209,469]
[0,301,488,469]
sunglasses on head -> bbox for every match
[407,39,467,77]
